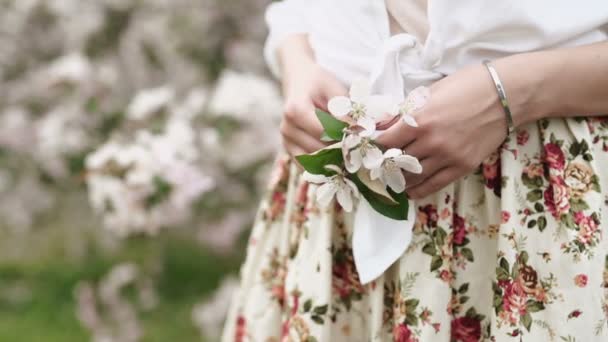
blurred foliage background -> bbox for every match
[0,0,280,341]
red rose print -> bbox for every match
[451,316,482,342]
[544,143,565,170]
[393,323,416,342]
[574,274,588,287]
[517,130,530,145]
[453,214,467,245]
[235,315,246,342]
[543,176,570,219]
[501,211,511,224]
[419,204,439,228]
[502,281,527,316]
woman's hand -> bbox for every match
[376,63,511,199]
[278,35,348,156]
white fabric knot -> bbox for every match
[353,33,442,285]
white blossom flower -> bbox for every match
[399,86,430,127]
[302,165,360,212]
[342,132,384,173]
[127,86,175,121]
[328,79,395,135]
[370,148,423,193]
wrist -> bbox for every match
[492,51,563,127]
[278,34,316,73]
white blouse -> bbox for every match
[265,0,608,86]
[263,0,608,283]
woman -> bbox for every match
[223,1,608,341]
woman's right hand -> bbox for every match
[278,35,348,156]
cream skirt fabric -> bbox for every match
[222,116,608,341]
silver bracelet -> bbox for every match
[482,60,515,136]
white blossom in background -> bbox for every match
[209,70,282,169]
[75,262,154,342]
[192,276,239,341]
[85,122,215,236]
[126,86,175,121]
[0,107,36,153]
[0,172,54,230]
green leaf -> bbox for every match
[521,312,532,331]
[405,313,418,326]
[496,267,510,281]
[315,108,348,141]
[422,242,436,256]
[320,132,334,142]
[526,189,543,202]
[527,219,537,229]
[534,202,544,212]
[296,148,343,176]
[519,251,529,265]
[430,255,443,272]
[526,300,545,313]
[499,258,510,273]
[461,247,474,262]
[405,299,420,310]
[458,283,469,294]
[350,174,410,220]
[570,198,589,212]
[303,299,312,313]
[537,216,547,232]
[311,315,324,324]
[313,304,328,315]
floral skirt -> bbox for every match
[222,116,608,342]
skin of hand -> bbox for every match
[377,41,608,200]
[277,35,348,156]
[376,63,509,199]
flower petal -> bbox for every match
[384,168,406,193]
[343,133,362,149]
[324,164,343,175]
[349,79,371,103]
[401,114,419,127]
[357,117,377,137]
[343,177,360,198]
[336,184,354,212]
[370,166,382,180]
[407,86,431,110]
[362,145,384,170]
[384,148,403,159]
[316,182,337,208]
[328,96,352,117]
[394,155,423,174]
[345,148,363,173]
[302,171,330,184]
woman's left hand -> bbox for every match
[376,63,513,199]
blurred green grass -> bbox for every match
[0,192,244,342]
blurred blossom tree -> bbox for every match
[0,0,280,340]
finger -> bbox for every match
[283,137,307,157]
[375,119,418,149]
[280,121,326,153]
[404,157,447,188]
[407,167,462,200]
[317,79,348,110]
[402,138,435,161]
[284,100,324,138]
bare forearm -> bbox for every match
[494,41,608,127]
[278,34,315,75]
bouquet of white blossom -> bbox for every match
[299,80,430,220]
